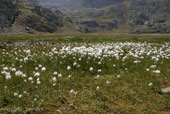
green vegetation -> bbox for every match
[0,34,170,113]
[1,34,170,44]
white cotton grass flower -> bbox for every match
[11,68,16,72]
[96,75,100,79]
[70,89,74,94]
[53,83,56,87]
[37,80,41,85]
[117,75,120,78]
[146,68,150,72]
[96,86,100,90]
[24,57,28,61]
[3,67,8,71]
[57,110,63,114]
[28,77,33,81]
[22,74,26,78]
[41,67,46,71]
[1,71,6,74]
[106,80,111,85]
[5,72,11,80]
[34,72,40,77]
[20,59,23,62]
[150,65,157,69]
[149,82,153,86]
[14,93,18,97]
[53,72,58,75]
[68,75,72,78]
[98,62,102,65]
[98,69,102,73]
[70,89,78,95]
[24,49,31,54]
[4,86,7,89]
[52,77,57,82]
[19,95,22,98]
[77,64,80,68]
[67,66,71,70]
[89,67,94,72]
[73,62,77,66]
[79,58,82,61]
[113,64,116,67]
[23,91,27,94]
[153,70,161,74]
[35,67,39,70]
[15,71,23,76]
[134,60,141,64]
[37,78,40,81]
[4,86,8,89]
[58,74,62,77]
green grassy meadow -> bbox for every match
[0,34,170,114]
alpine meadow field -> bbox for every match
[0,34,170,114]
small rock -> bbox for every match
[25,27,31,32]
[161,87,170,93]
[0,45,6,49]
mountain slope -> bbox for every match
[38,0,84,11]
[1,0,170,34]
[129,0,170,33]
[0,0,19,31]
[0,0,65,34]
[81,0,125,8]
[38,0,126,9]
[38,0,130,33]
[39,0,170,33]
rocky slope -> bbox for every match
[0,0,65,34]
[81,0,125,8]
[64,0,129,33]
[0,0,19,33]
[129,0,170,33]
[38,0,125,9]
[38,0,129,33]
[1,0,170,34]
[39,0,170,34]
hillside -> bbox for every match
[0,0,66,34]
[81,0,125,8]
[0,0,19,33]
[129,0,170,33]
[39,0,170,33]
[38,0,126,9]
[0,0,170,34]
